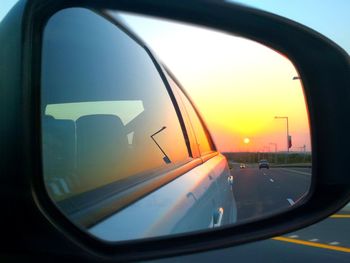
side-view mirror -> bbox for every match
[1,0,349,261]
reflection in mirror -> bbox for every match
[41,8,311,242]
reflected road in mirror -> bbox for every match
[228,161,311,222]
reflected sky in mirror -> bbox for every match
[117,12,311,153]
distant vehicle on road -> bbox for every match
[240,163,246,169]
[259,159,270,169]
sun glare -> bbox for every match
[243,138,250,144]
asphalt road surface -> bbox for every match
[148,166,350,262]
[232,166,311,223]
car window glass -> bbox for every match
[41,8,189,223]
[167,76,213,156]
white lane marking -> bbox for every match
[329,241,340,245]
[288,235,299,238]
[309,239,319,242]
[287,198,295,206]
[280,168,311,176]
[263,172,266,176]
[269,178,274,182]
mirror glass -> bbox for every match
[41,8,311,242]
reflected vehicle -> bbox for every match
[259,160,270,169]
[240,163,246,169]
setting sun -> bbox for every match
[243,138,250,144]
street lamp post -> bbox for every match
[275,116,289,163]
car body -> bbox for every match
[240,163,246,169]
[258,160,270,169]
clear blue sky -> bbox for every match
[230,0,350,53]
[1,0,349,53]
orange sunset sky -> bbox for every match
[119,12,311,153]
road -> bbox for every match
[148,165,350,262]
[232,166,311,223]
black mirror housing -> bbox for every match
[1,0,349,261]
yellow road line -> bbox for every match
[330,214,350,218]
[272,237,350,253]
